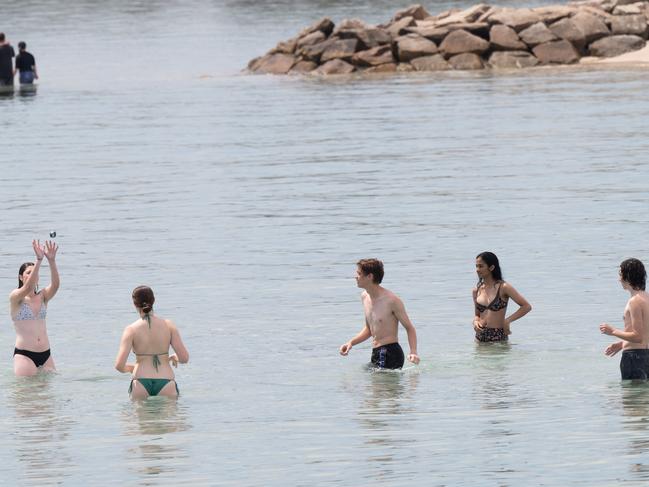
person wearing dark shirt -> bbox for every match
[14,41,37,85]
[0,33,16,86]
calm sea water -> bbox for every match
[3,0,649,485]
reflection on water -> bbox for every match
[620,383,649,480]
[8,374,74,484]
[121,399,192,480]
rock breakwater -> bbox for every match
[247,1,649,74]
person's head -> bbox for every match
[18,262,35,289]
[132,285,155,313]
[475,251,503,284]
[356,258,384,287]
[0,33,5,43]
[619,258,646,291]
[18,41,26,50]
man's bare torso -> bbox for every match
[623,292,649,350]
[362,289,399,347]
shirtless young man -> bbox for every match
[339,258,420,369]
[600,258,649,380]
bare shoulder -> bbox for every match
[9,288,22,301]
[384,289,403,307]
[164,318,178,331]
[500,280,515,295]
[360,290,369,302]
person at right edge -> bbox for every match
[600,258,649,380]
[14,41,38,85]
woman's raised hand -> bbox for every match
[44,240,58,261]
[32,240,44,261]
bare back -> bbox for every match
[131,314,175,379]
[622,292,649,350]
[362,289,400,347]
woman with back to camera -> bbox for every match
[10,240,59,376]
[115,286,189,399]
[473,251,532,343]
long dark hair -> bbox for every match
[476,251,503,286]
[18,262,34,288]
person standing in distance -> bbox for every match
[0,33,15,87]
[340,258,420,369]
[14,41,38,85]
[600,258,649,380]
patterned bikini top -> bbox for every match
[475,283,508,313]
[13,300,47,321]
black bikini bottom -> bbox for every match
[475,327,508,343]
[14,348,51,367]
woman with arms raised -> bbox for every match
[10,240,59,376]
[115,286,189,399]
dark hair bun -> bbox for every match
[142,303,153,313]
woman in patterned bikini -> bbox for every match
[472,251,532,343]
[10,240,59,376]
[115,286,189,400]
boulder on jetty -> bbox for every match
[247,1,649,75]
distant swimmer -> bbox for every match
[473,251,531,343]
[14,41,38,85]
[339,258,420,369]
[9,240,60,376]
[0,33,15,87]
[115,286,189,399]
[600,258,649,380]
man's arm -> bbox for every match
[393,297,420,364]
[600,300,644,343]
[339,323,371,356]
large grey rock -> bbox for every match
[393,4,431,21]
[612,3,644,14]
[395,34,439,61]
[405,25,451,42]
[532,39,580,63]
[271,37,298,54]
[531,5,578,24]
[363,63,398,73]
[289,60,317,74]
[299,39,334,63]
[610,15,649,38]
[571,12,610,43]
[250,53,296,74]
[549,18,587,51]
[519,22,559,47]
[488,50,540,68]
[386,16,417,37]
[434,4,492,26]
[490,24,527,50]
[320,39,359,63]
[299,17,335,38]
[449,53,485,69]
[440,29,490,56]
[410,54,452,70]
[332,19,369,35]
[351,45,395,66]
[335,28,392,49]
[313,59,355,75]
[588,34,646,56]
[488,8,542,31]
[296,31,326,50]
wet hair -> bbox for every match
[18,41,26,49]
[476,251,503,285]
[132,285,155,313]
[18,262,34,288]
[620,258,646,291]
[357,258,384,284]
[0,33,5,42]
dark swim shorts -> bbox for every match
[370,342,405,370]
[475,327,508,343]
[620,349,649,380]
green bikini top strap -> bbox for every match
[135,352,169,372]
[144,313,151,329]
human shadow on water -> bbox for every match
[620,382,649,481]
[8,373,75,484]
[121,398,192,478]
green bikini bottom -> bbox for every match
[129,378,179,397]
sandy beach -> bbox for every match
[582,44,649,64]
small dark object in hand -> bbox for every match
[49,231,57,238]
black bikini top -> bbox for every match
[475,282,508,313]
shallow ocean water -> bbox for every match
[2,0,649,485]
